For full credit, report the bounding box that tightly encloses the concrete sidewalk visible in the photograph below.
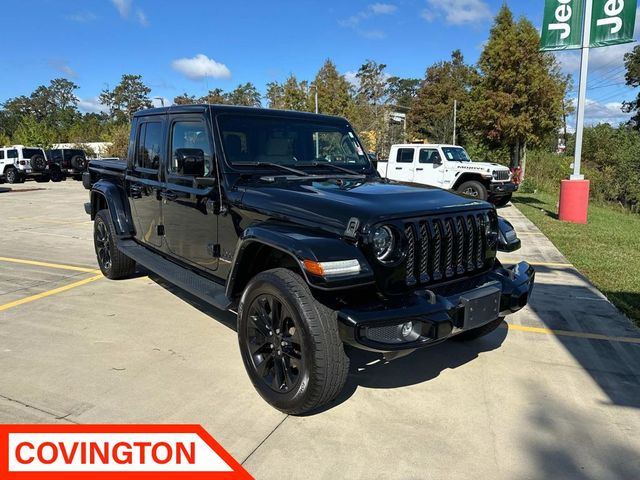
[0,183,639,479]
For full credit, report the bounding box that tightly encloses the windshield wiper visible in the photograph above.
[298,162,365,176]
[235,162,310,177]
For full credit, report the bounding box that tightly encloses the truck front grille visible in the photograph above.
[404,211,495,287]
[493,170,510,181]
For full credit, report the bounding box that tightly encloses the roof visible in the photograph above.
[134,104,348,124]
[392,144,463,148]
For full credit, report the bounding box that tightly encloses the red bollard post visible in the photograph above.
[558,179,590,224]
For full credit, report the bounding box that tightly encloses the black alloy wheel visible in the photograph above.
[245,293,304,393]
[95,217,112,272]
[457,180,488,201]
[5,168,19,184]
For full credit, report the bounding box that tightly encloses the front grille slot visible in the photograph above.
[404,211,492,287]
[493,170,510,181]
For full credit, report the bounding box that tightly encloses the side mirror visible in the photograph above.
[195,176,217,188]
[497,217,521,252]
[433,155,442,165]
[175,148,205,176]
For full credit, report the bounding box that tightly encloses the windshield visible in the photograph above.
[218,115,370,170]
[442,147,471,162]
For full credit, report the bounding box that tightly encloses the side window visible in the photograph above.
[396,148,415,164]
[0,150,4,160]
[7,149,18,159]
[135,122,162,170]
[419,148,440,164]
[170,120,212,177]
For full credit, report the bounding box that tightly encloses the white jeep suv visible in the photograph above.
[0,145,49,184]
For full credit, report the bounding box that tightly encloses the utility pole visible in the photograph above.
[452,99,458,145]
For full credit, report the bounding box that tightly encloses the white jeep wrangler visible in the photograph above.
[0,145,49,184]
[377,144,517,207]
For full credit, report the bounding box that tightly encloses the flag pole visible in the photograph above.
[571,0,593,180]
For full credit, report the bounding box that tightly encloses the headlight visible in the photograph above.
[373,226,395,262]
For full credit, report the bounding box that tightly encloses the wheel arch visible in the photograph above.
[90,181,135,237]
[226,223,374,300]
[452,173,490,191]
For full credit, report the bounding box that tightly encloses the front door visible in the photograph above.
[162,116,219,273]
[413,147,446,187]
[128,119,164,247]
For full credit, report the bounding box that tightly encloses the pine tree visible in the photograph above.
[311,59,354,117]
[466,5,567,172]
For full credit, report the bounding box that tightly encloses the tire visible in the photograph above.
[452,317,504,341]
[94,209,136,279]
[30,155,47,172]
[34,175,50,183]
[50,170,65,182]
[70,155,86,171]
[5,168,20,184]
[238,268,349,415]
[457,180,488,201]
[492,194,512,208]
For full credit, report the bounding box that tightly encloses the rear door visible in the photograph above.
[127,117,164,248]
[413,147,446,187]
[391,147,416,183]
[161,115,219,272]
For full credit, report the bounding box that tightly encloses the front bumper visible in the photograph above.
[338,261,534,352]
[489,182,518,196]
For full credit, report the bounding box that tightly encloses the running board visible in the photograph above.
[117,239,231,311]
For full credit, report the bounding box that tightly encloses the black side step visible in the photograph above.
[117,239,231,311]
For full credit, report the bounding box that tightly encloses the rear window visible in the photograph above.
[7,150,17,159]
[396,148,415,164]
[21,148,42,158]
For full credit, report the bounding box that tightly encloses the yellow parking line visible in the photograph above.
[0,274,103,312]
[503,323,640,345]
[0,256,100,274]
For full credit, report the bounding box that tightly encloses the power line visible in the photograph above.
[587,81,628,91]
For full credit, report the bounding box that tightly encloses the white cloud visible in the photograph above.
[584,98,630,124]
[136,9,148,27]
[111,0,131,18]
[48,59,78,79]
[344,71,359,88]
[370,3,397,15]
[171,54,232,81]
[77,97,107,114]
[339,3,396,39]
[422,0,492,26]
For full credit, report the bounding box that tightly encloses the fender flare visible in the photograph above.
[90,180,135,236]
[226,222,375,298]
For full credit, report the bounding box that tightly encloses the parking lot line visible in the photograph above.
[501,259,574,268]
[503,323,640,345]
[0,274,103,313]
[0,256,100,274]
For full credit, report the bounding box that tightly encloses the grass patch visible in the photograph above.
[513,192,640,327]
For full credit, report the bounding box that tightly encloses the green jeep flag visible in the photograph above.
[541,0,585,50]
[590,0,638,47]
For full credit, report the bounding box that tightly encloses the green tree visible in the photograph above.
[104,123,131,158]
[311,59,354,117]
[354,60,389,155]
[466,5,567,172]
[100,74,152,123]
[173,93,197,105]
[266,75,310,111]
[225,83,262,107]
[386,77,420,109]
[13,116,56,149]
[200,88,227,104]
[623,45,640,128]
[408,50,477,144]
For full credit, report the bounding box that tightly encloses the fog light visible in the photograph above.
[401,322,414,338]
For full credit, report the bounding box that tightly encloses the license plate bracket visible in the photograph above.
[460,283,501,330]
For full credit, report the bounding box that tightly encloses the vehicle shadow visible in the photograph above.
[0,187,12,193]
[512,196,559,219]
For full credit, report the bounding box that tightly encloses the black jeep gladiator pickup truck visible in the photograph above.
[83,105,534,415]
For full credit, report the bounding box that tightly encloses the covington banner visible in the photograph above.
[0,424,252,479]
[541,0,637,51]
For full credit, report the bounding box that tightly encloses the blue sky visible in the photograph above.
[1,0,638,126]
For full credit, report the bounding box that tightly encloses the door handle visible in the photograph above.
[395,167,402,170]
[416,168,424,171]
[160,191,177,201]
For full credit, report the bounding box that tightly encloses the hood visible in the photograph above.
[449,161,510,173]
[239,177,489,234]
